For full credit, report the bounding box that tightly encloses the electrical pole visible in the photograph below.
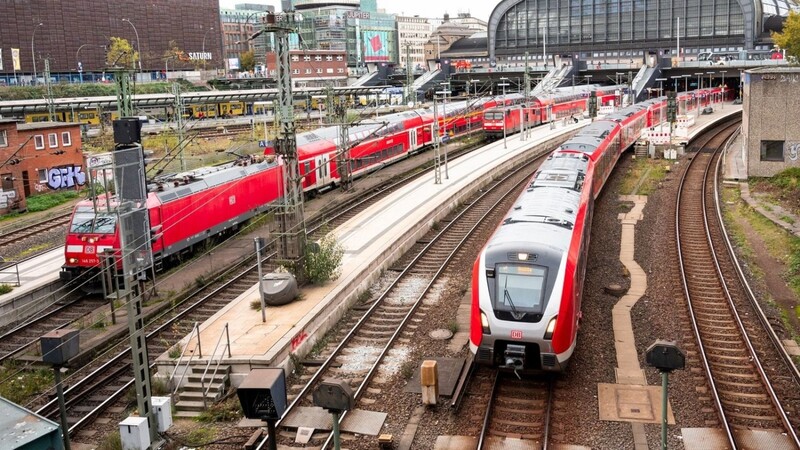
[115,69,133,118]
[262,10,307,278]
[432,95,442,184]
[335,100,352,191]
[44,59,56,122]
[325,84,336,125]
[172,83,186,171]
[522,51,530,141]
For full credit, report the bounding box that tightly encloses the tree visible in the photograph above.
[106,37,138,70]
[239,49,255,72]
[772,11,800,61]
[164,40,191,70]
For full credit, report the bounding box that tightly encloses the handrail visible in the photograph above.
[169,322,202,397]
[0,259,21,286]
[199,323,232,408]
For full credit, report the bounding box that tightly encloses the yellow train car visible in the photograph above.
[218,101,245,117]
[185,104,218,119]
[24,108,101,125]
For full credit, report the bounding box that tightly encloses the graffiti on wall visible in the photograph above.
[0,190,16,209]
[47,165,86,190]
[787,142,800,161]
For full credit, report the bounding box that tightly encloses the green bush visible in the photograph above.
[0,367,54,404]
[195,397,242,423]
[0,284,13,295]
[304,234,345,284]
[26,191,80,212]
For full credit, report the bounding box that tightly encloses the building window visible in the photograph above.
[326,68,334,73]
[38,168,47,183]
[314,55,322,61]
[61,132,72,147]
[336,55,343,61]
[305,69,312,74]
[338,68,344,73]
[317,68,322,74]
[34,135,44,150]
[326,55,333,61]
[303,55,311,61]
[48,133,58,148]
[761,140,784,161]
[0,130,7,147]
[292,55,299,61]
[293,69,300,74]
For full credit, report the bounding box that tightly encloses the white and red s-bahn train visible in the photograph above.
[469,88,720,372]
[61,95,510,280]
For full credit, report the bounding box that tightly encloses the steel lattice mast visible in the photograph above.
[262,10,307,278]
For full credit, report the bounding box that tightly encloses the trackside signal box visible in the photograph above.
[237,368,287,420]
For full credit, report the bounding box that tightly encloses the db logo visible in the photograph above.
[85,245,96,254]
[510,330,523,339]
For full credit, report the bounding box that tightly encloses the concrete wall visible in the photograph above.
[744,68,800,177]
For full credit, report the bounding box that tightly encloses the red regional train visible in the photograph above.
[469,89,719,373]
[483,85,626,138]
[61,95,512,280]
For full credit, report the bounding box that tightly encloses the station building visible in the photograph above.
[487,0,795,66]
[742,67,800,177]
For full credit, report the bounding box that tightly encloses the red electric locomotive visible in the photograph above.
[61,157,283,281]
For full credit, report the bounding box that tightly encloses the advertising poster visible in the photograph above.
[11,48,20,71]
[362,31,389,62]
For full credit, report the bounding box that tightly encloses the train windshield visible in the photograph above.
[70,209,118,234]
[495,264,547,315]
[484,112,503,120]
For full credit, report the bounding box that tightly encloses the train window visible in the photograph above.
[62,132,72,147]
[34,135,45,150]
[494,264,547,314]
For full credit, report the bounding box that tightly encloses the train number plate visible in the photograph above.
[510,330,523,339]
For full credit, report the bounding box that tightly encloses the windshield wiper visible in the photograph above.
[503,278,522,319]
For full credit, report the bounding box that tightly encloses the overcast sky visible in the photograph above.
[218,0,495,22]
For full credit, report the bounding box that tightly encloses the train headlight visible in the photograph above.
[88,237,96,244]
[480,312,491,335]
[544,317,557,340]
[68,258,78,264]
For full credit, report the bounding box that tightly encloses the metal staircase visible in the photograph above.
[173,365,231,418]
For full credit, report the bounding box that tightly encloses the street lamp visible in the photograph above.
[655,77,667,97]
[76,43,105,84]
[31,22,44,85]
[121,19,142,74]
[720,70,727,105]
[498,77,510,149]
[202,26,215,71]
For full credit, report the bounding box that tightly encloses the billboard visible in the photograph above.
[362,31,389,62]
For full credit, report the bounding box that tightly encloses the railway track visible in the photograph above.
[25,136,488,437]
[263,150,548,449]
[0,212,71,250]
[478,372,554,450]
[676,117,800,448]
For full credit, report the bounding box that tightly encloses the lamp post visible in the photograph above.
[76,43,104,84]
[202,26,215,71]
[682,74,690,113]
[720,70,727,106]
[31,22,44,85]
[694,72,704,115]
[499,77,510,149]
[121,19,142,74]
[655,77,666,97]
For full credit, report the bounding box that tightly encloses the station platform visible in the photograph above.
[155,119,588,385]
[0,248,65,328]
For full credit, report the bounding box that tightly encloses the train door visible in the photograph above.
[409,128,418,151]
[317,155,331,186]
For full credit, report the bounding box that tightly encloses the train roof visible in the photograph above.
[533,152,589,190]
[151,158,279,203]
[488,183,581,253]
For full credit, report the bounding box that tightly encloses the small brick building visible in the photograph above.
[0,119,85,212]
[265,50,348,87]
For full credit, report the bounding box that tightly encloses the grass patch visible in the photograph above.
[618,157,669,196]
[781,215,796,225]
[250,299,263,310]
[0,365,54,405]
[97,432,123,450]
[195,397,241,423]
[14,243,53,260]
[447,320,460,334]
[26,191,81,212]
[185,427,217,446]
[0,284,13,295]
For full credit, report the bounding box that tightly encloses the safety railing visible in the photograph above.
[169,322,202,397]
[0,259,21,286]
[199,323,232,408]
